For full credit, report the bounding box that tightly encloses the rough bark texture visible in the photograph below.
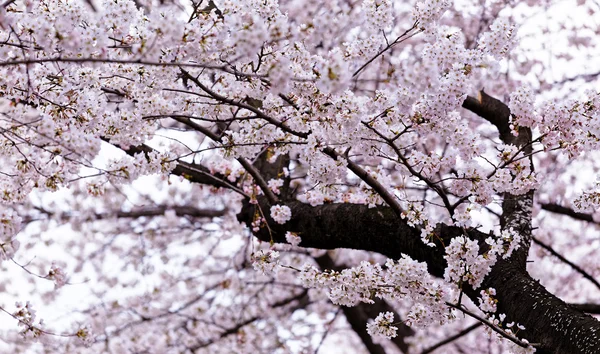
[237,199,600,353]
[236,110,600,353]
[238,200,449,275]
[480,260,600,354]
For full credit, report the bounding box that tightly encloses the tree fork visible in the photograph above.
[239,198,600,353]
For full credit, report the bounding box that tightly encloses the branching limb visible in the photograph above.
[24,204,225,224]
[0,57,265,78]
[421,322,482,354]
[446,302,536,349]
[532,237,600,291]
[322,147,404,216]
[112,139,248,196]
[353,22,420,78]
[462,92,512,143]
[178,68,309,139]
[360,121,454,215]
[540,203,597,223]
[170,115,279,204]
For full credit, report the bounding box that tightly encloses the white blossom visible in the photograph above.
[366,312,398,339]
[270,205,292,224]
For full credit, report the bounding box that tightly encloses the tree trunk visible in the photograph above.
[238,199,600,353]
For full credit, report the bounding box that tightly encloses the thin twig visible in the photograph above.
[0,57,265,78]
[353,22,420,78]
[178,68,309,139]
[421,322,482,354]
[446,302,536,349]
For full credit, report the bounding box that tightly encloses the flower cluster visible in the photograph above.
[270,205,292,224]
[298,256,452,328]
[285,231,302,247]
[412,0,452,28]
[509,85,538,129]
[267,178,284,195]
[445,227,524,291]
[444,236,498,289]
[366,312,397,339]
[362,0,394,31]
[478,17,518,59]
[47,262,68,289]
[208,159,246,183]
[299,261,384,306]
[574,180,600,212]
[251,250,280,276]
[13,302,43,340]
[478,288,498,313]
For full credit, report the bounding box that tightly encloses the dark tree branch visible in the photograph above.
[462,91,512,143]
[540,203,596,223]
[479,258,600,354]
[0,57,265,79]
[532,237,600,291]
[463,92,535,267]
[170,116,279,204]
[178,68,309,139]
[499,191,535,268]
[352,22,420,78]
[237,198,600,353]
[323,147,404,216]
[569,303,600,314]
[360,121,454,214]
[25,205,225,224]
[341,301,394,354]
[1,0,16,8]
[446,302,533,348]
[113,205,225,219]
[240,200,453,276]
[461,90,533,156]
[111,140,247,195]
[551,70,600,86]
[421,322,482,354]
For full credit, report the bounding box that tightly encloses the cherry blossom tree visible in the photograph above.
[0,0,599,353]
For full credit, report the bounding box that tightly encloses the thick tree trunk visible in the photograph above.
[480,260,600,354]
[238,199,600,353]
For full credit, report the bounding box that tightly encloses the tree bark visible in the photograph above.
[238,199,600,353]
